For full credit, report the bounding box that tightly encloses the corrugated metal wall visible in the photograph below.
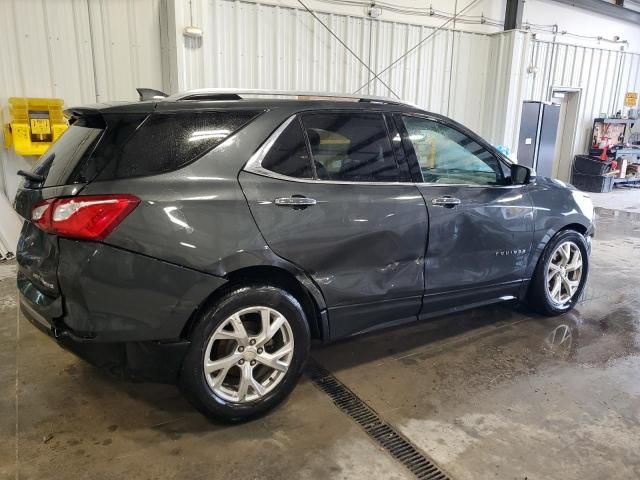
[180,0,495,135]
[1,0,638,256]
[178,0,541,152]
[482,30,531,152]
[0,0,165,255]
[0,0,165,111]
[87,0,166,102]
[179,0,640,157]
[524,40,640,154]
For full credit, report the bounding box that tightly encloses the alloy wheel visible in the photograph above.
[203,306,294,403]
[546,241,583,305]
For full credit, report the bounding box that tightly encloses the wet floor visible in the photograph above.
[1,206,639,479]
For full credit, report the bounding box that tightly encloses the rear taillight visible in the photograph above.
[31,194,140,241]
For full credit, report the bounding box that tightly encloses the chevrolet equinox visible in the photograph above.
[15,89,594,421]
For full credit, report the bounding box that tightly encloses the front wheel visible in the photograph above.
[527,230,589,316]
[180,285,310,422]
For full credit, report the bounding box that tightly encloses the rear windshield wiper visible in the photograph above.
[17,170,45,183]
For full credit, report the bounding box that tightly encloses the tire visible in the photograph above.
[527,229,589,316]
[179,285,310,422]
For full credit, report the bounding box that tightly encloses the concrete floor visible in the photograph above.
[590,188,640,214]
[2,206,640,480]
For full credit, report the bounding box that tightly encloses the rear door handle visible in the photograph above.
[431,196,461,208]
[274,196,317,208]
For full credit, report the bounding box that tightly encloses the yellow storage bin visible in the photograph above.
[3,97,68,156]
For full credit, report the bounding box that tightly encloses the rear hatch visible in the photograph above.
[15,103,260,324]
[14,109,146,319]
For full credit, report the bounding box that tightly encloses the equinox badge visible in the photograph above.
[495,249,527,256]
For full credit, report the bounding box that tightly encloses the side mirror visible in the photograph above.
[510,164,535,185]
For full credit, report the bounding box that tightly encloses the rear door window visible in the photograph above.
[261,119,313,178]
[98,110,261,180]
[301,112,400,182]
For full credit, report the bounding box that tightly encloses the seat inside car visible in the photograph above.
[306,129,332,180]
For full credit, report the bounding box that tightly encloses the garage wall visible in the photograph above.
[174,0,534,153]
[0,0,165,114]
[175,0,503,135]
[523,40,640,155]
[2,0,639,255]
[173,0,638,156]
[0,0,165,255]
[482,30,532,154]
[240,0,508,34]
[209,0,640,50]
[523,0,640,50]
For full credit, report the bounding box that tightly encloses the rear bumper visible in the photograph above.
[17,239,228,342]
[20,295,189,383]
[17,240,228,383]
[55,239,228,342]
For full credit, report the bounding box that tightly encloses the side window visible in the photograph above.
[261,119,313,178]
[402,116,504,186]
[301,113,399,182]
[98,110,260,179]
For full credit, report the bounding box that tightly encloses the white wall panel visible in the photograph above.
[178,0,494,136]
[0,0,97,256]
[482,30,532,154]
[88,0,165,102]
[523,0,640,50]
[2,0,638,256]
[0,0,164,254]
[523,40,640,156]
[234,0,506,35]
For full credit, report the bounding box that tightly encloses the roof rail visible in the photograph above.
[165,88,417,107]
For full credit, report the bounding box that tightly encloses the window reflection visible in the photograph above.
[188,129,232,142]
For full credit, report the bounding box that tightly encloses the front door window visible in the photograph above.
[402,116,505,186]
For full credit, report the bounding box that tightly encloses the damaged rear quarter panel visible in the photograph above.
[57,239,227,341]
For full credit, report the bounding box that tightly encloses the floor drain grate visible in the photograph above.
[306,359,451,480]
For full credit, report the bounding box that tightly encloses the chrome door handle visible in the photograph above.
[274,196,317,207]
[431,196,461,208]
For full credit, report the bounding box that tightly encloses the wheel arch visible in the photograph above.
[180,265,327,342]
[524,224,590,315]
[524,221,590,283]
[559,222,588,235]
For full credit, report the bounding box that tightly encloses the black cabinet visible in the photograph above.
[517,101,560,178]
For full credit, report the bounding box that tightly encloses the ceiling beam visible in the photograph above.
[551,0,640,24]
[504,0,525,30]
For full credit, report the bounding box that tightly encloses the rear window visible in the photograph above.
[261,119,313,178]
[301,113,399,182]
[71,114,148,184]
[36,116,105,187]
[97,110,260,180]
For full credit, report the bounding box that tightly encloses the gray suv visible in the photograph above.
[15,90,594,421]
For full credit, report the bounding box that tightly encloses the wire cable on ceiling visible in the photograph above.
[353,0,485,94]
[307,0,629,46]
[522,23,629,46]
[297,0,402,98]
[312,0,504,26]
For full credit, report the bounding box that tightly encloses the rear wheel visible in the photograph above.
[527,230,589,316]
[180,285,310,422]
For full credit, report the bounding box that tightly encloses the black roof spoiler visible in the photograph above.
[137,88,168,101]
